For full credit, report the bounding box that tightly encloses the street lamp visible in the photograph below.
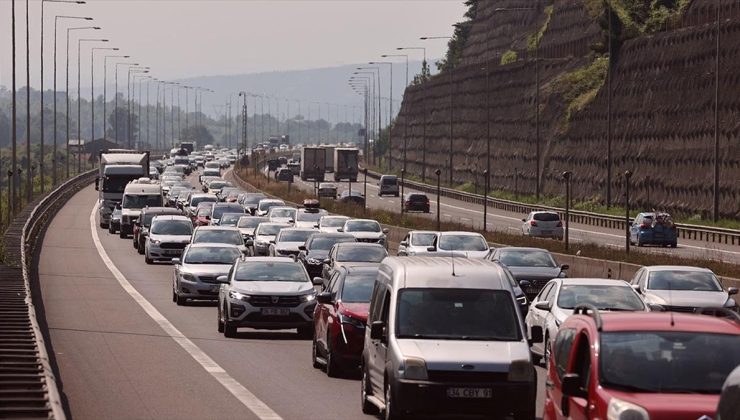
[369,61,394,171]
[114,62,138,143]
[357,66,381,166]
[400,168,405,213]
[363,168,368,214]
[435,169,442,231]
[483,169,489,232]
[103,55,130,140]
[77,38,108,171]
[397,47,427,180]
[127,67,150,148]
[561,171,572,251]
[624,170,633,254]
[91,47,118,143]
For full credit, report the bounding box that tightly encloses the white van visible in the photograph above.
[118,182,165,238]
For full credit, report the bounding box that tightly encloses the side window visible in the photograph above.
[553,328,576,380]
[330,273,342,296]
[368,282,384,322]
[380,290,392,323]
[537,283,554,302]
[543,282,558,302]
[630,269,643,285]
[402,234,409,244]
[638,272,647,290]
[570,334,592,393]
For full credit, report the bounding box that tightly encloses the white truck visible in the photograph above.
[334,148,359,182]
[323,145,335,173]
[95,149,150,228]
[300,147,326,182]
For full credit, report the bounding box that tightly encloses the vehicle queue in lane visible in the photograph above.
[99,146,739,420]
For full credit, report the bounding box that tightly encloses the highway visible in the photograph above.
[38,178,547,419]
[270,169,740,265]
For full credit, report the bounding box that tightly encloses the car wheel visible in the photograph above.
[513,406,536,420]
[100,221,107,228]
[108,224,115,234]
[361,366,377,415]
[132,237,138,249]
[172,288,177,303]
[311,333,322,369]
[223,314,238,338]
[137,242,144,255]
[217,304,225,333]
[119,229,126,239]
[384,381,405,420]
[175,293,187,306]
[325,332,342,378]
[671,242,677,248]
[145,256,153,265]
[637,238,644,247]
[544,335,552,370]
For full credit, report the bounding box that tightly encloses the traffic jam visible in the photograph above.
[95,144,740,420]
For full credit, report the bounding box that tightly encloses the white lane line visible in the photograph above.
[88,204,282,420]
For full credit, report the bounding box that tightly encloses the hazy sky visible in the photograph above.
[0,0,467,89]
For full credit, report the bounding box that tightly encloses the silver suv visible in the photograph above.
[378,175,399,197]
[360,257,539,419]
[144,215,193,264]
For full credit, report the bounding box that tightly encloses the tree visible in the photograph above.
[106,107,138,145]
[436,0,478,72]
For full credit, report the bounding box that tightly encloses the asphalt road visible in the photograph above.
[37,177,547,419]
[274,169,740,265]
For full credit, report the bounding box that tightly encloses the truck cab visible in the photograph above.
[96,150,150,228]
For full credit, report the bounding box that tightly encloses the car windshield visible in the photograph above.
[150,220,192,235]
[296,211,325,222]
[396,288,521,341]
[439,235,488,251]
[244,195,266,205]
[278,230,314,243]
[259,201,284,211]
[237,217,266,228]
[533,212,560,222]
[197,208,211,217]
[256,224,285,236]
[270,208,296,218]
[212,205,243,220]
[381,177,397,185]
[192,230,242,245]
[337,246,387,262]
[648,271,722,291]
[600,332,740,394]
[235,262,307,282]
[309,236,354,250]
[410,233,437,246]
[184,247,241,264]
[340,274,376,303]
[209,181,230,189]
[321,217,348,227]
[143,212,174,227]
[499,250,557,267]
[345,221,380,232]
[219,213,243,226]
[557,285,645,311]
[122,194,163,209]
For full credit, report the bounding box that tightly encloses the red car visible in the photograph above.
[545,305,740,420]
[312,265,378,377]
[192,202,215,226]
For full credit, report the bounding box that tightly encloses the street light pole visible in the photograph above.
[713,0,721,221]
[562,171,572,251]
[92,47,118,145]
[383,53,409,173]
[370,61,394,171]
[103,55,129,141]
[435,169,441,231]
[78,38,108,171]
[397,47,426,180]
[624,170,632,254]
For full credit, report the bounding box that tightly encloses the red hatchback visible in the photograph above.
[312,265,377,377]
[545,306,740,420]
[192,202,215,226]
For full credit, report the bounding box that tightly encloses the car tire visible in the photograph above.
[544,335,552,370]
[671,242,677,248]
[100,221,107,228]
[217,305,225,333]
[108,224,115,234]
[175,293,187,306]
[637,238,644,247]
[137,242,144,255]
[132,237,138,249]
[172,288,177,302]
[361,366,377,415]
[325,332,342,378]
[513,406,536,420]
[119,230,126,239]
[312,334,322,369]
[145,256,153,265]
[223,316,238,338]
[384,381,405,420]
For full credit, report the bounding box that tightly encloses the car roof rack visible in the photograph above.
[573,303,603,331]
[696,307,740,323]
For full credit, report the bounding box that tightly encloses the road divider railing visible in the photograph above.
[361,168,740,246]
[0,169,96,419]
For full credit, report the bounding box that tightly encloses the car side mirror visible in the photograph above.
[399,240,408,247]
[298,245,306,251]
[529,326,543,344]
[426,246,436,252]
[370,321,385,341]
[560,264,569,271]
[647,303,665,312]
[314,224,319,228]
[631,284,642,294]
[312,277,324,286]
[382,228,389,234]
[115,204,122,210]
[562,373,587,398]
[336,228,343,232]
[316,292,332,304]
[245,239,254,247]
[216,275,228,283]
[323,258,331,264]
[518,280,531,289]
[534,301,551,311]
[171,258,180,265]
[728,287,738,296]
[205,215,211,220]
[521,218,526,222]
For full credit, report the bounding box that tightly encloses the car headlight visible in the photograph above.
[507,360,534,382]
[339,314,365,329]
[150,239,161,245]
[228,290,251,302]
[307,258,322,265]
[180,273,196,282]
[300,291,317,302]
[401,357,428,380]
[607,397,649,420]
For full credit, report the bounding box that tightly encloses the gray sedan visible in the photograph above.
[172,244,243,305]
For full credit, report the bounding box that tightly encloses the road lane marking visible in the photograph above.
[88,204,282,420]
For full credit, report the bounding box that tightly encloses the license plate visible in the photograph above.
[261,308,289,316]
[446,388,492,399]
[165,250,181,255]
[540,230,552,235]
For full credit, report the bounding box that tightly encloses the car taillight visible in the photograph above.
[640,223,651,229]
[556,221,562,227]
[405,201,411,205]
[530,220,538,226]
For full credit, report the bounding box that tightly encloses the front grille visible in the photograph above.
[249,295,302,307]
[665,305,696,313]
[244,313,306,323]
[198,275,218,283]
[276,250,299,257]
[427,371,509,384]
[357,238,379,243]
[198,290,219,296]
[160,242,187,250]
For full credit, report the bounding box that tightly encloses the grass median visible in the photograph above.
[231,165,740,279]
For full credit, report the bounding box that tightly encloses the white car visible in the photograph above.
[191,226,248,255]
[293,208,327,229]
[172,243,242,305]
[432,231,491,259]
[145,215,193,264]
[269,228,315,257]
[217,257,321,338]
[316,215,350,233]
[521,211,564,240]
[525,278,648,366]
[267,206,297,224]
[339,219,388,248]
[250,222,291,256]
[256,199,286,216]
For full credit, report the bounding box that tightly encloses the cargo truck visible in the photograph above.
[95,149,150,228]
[300,147,326,182]
[334,148,359,182]
[323,145,335,173]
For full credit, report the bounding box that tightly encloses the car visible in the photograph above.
[191,226,248,255]
[223,189,243,204]
[240,193,268,215]
[218,212,245,228]
[360,257,539,419]
[266,206,297,224]
[431,231,491,259]
[403,193,430,213]
[544,308,740,420]
[297,233,356,280]
[217,257,321,338]
[316,215,350,233]
[397,230,438,256]
[256,199,286,216]
[172,244,243,305]
[108,206,122,234]
[488,247,569,300]
[268,228,316,257]
[378,174,399,196]
[313,265,379,377]
[339,219,387,247]
[193,207,213,227]
[119,182,165,238]
[250,222,291,256]
[629,211,678,247]
[337,190,365,206]
[321,242,387,282]
[206,180,233,195]
[187,193,218,217]
[133,207,184,254]
[718,364,740,420]
[275,168,294,182]
[200,168,221,182]
[629,265,738,312]
[167,187,188,207]
[288,161,301,175]
[293,208,327,229]
[144,215,194,264]
[526,278,648,367]
[236,216,267,241]
[317,183,338,199]
[209,203,245,226]
[217,187,241,202]
[521,211,563,240]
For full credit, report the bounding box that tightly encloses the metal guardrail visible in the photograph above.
[0,169,96,419]
[362,169,740,246]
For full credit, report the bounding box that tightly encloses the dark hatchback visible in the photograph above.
[488,247,568,300]
[403,193,430,213]
[297,233,356,279]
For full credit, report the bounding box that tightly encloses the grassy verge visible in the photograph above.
[233,165,740,279]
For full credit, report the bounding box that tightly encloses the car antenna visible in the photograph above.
[668,278,675,327]
[451,251,457,277]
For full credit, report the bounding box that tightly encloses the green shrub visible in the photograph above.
[500,50,518,65]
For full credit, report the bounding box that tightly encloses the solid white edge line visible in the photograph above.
[88,203,282,420]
